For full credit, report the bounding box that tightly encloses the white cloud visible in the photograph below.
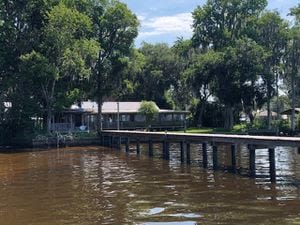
[138,12,193,38]
[137,15,146,22]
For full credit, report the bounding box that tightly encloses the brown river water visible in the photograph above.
[0,144,299,225]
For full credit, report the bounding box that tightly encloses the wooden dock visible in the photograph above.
[100,130,300,182]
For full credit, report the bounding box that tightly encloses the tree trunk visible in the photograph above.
[47,108,52,133]
[198,102,206,128]
[224,105,234,130]
[291,71,295,132]
[245,106,254,124]
[276,70,279,120]
[267,85,272,130]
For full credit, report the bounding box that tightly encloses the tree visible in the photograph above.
[285,5,300,131]
[192,0,267,129]
[21,2,99,132]
[0,0,54,142]
[254,11,289,129]
[184,50,223,127]
[235,38,266,124]
[117,49,146,101]
[134,43,180,108]
[138,101,159,129]
[170,38,195,111]
[192,0,267,50]
[90,1,139,132]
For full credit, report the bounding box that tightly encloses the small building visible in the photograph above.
[280,108,300,116]
[255,110,279,119]
[51,101,189,132]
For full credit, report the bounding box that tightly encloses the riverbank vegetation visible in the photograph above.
[0,0,299,145]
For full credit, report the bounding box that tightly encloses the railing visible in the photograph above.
[50,123,74,132]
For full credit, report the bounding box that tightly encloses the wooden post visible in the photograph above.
[103,136,107,147]
[136,139,140,155]
[166,142,170,160]
[117,137,121,150]
[149,140,153,157]
[180,141,184,163]
[213,145,218,170]
[269,148,276,182]
[249,145,256,178]
[231,144,237,173]
[186,143,191,164]
[202,142,208,168]
[162,140,167,159]
[114,136,117,149]
[101,134,104,146]
[163,140,170,160]
[126,137,130,153]
[109,136,113,148]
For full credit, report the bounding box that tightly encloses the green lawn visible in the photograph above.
[180,124,248,135]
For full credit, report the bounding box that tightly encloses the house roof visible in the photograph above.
[255,110,278,117]
[70,101,188,114]
[102,102,152,113]
[280,108,300,115]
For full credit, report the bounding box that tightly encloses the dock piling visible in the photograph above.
[180,141,185,163]
[249,145,256,178]
[269,148,276,182]
[202,143,208,168]
[136,139,140,154]
[231,144,237,173]
[126,137,130,153]
[186,143,191,164]
[213,145,218,170]
[149,140,153,157]
[163,140,170,160]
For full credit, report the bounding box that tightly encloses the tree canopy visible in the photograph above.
[0,0,300,144]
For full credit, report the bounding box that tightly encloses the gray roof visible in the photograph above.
[255,110,278,117]
[70,101,188,114]
[280,108,300,115]
[102,102,154,113]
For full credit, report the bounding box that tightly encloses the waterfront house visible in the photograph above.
[50,101,188,132]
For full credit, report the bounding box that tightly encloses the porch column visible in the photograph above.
[70,114,73,131]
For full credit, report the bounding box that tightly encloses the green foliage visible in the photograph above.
[138,101,159,123]
[1,0,300,144]
[192,0,267,49]
[87,1,139,132]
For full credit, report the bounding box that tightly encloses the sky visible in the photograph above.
[120,0,299,47]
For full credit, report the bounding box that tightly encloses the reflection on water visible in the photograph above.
[0,144,299,225]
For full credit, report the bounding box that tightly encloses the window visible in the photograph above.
[161,114,173,121]
[121,114,130,122]
[135,114,146,122]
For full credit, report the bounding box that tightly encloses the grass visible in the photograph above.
[179,124,248,135]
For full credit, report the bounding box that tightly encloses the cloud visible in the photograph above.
[138,12,193,38]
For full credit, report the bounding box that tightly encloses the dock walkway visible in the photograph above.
[100,130,300,182]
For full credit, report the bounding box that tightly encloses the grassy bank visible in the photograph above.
[182,124,248,135]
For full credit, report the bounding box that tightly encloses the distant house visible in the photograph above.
[280,108,300,116]
[255,110,279,119]
[51,101,189,132]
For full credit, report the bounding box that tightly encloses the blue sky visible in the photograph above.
[120,0,299,47]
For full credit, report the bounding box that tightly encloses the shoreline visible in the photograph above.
[0,136,102,153]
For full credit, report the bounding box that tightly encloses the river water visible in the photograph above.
[0,144,299,225]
